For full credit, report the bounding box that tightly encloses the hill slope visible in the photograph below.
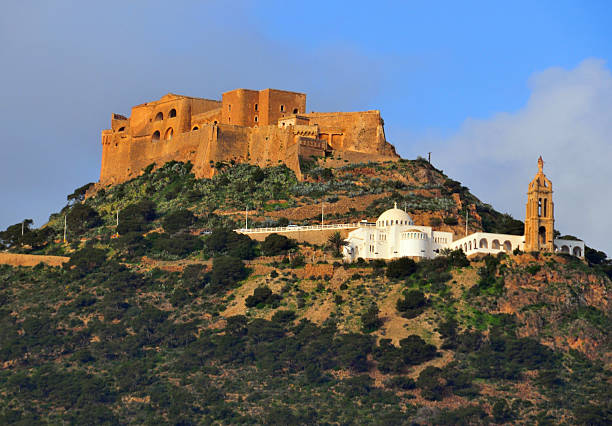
[0,160,610,424]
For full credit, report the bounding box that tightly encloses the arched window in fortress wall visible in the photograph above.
[169,109,177,118]
[192,126,199,131]
[155,112,163,121]
[165,128,173,140]
[152,130,160,141]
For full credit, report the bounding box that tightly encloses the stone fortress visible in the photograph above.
[100,88,398,185]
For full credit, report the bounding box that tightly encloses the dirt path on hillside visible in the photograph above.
[0,252,69,267]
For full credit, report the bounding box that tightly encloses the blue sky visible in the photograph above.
[1,1,611,252]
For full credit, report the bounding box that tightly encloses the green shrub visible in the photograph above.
[111,231,151,258]
[205,228,257,260]
[386,257,417,279]
[245,286,281,308]
[66,182,95,204]
[428,217,442,227]
[443,216,458,226]
[162,209,197,234]
[396,289,427,318]
[149,233,203,257]
[66,204,102,236]
[385,376,416,390]
[261,233,296,256]
[400,335,437,365]
[117,200,156,234]
[65,247,108,273]
[271,310,296,324]
[417,366,444,400]
[361,304,383,333]
[208,256,249,293]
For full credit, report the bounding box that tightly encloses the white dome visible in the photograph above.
[377,203,413,226]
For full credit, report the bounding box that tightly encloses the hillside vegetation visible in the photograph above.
[0,160,611,424]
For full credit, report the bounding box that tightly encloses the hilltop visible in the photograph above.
[0,159,610,424]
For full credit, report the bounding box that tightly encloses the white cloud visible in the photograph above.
[416,59,612,254]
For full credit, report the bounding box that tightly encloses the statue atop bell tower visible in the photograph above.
[524,156,554,252]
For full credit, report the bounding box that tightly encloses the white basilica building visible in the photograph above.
[343,158,584,262]
[342,203,454,260]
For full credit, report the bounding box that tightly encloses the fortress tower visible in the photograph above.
[524,156,555,252]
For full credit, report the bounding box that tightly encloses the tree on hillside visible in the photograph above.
[162,209,197,234]
[361,304,383,333]
[117,200,156,234]
[386,257,417,279]
[327,232,347,258]
[65,247,108,273]
[67,204,102,236]
[261,233,295,256]
[66,182,95,205]
[585,246,607,265]
[205,228,257,260]
[0,219,33,248]
[208,256,249,293]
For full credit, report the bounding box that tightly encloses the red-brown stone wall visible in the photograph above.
[305,110,397,157]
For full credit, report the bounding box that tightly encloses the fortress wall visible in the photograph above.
[297,137,327,160]
[111,116,129,131]
[191,109,221,127]
[130,97,205,138]
[248,126,294,168]
[215,125,250,158]
[248,126,305,178]
[305,111,397,157]
[284,139,302,180]
[100,132,134,184]
[100,128,211,184]
[190,98,222,115]
[191,126,217,178]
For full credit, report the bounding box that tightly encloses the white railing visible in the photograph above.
[235,222,375,234]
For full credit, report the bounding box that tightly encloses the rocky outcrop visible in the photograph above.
[495,254,611,363]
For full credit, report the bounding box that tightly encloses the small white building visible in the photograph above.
[343,203,453,261]
[449,232,584,258]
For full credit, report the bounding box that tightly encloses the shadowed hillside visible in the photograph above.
[0,160,610,424]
